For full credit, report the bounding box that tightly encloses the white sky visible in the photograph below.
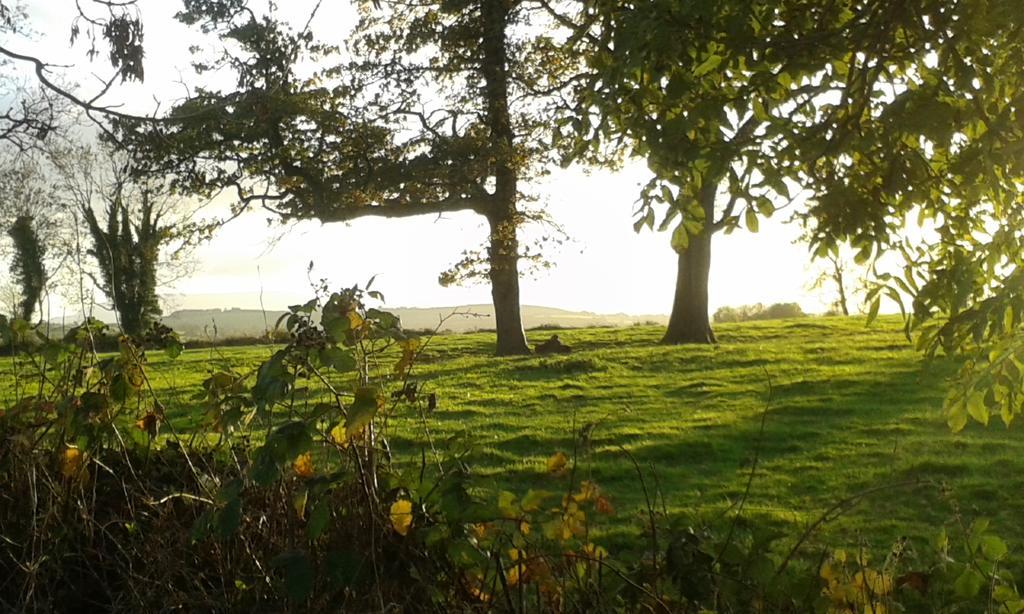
[5,1,846,317]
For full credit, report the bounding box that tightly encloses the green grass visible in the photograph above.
[11,315,1024,561]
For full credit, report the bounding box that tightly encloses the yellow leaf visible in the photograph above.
[61,447,86,479]
[966,391,989,426]
[394,338,421,376]
[506,564,521,587]
[820,562,836,582]
[292,452,314,479]
[582,543,608,560]
[506,548,526,586]
[468,585,491,603]
[521,489,552,512]
[347,310,365,331]
[329,422,350,446]
[546,451,569,474]
[469,523,490,540]
[576,480,599,502]
[390,499,413,536]
[563,505,587,539]
[543,518,564,541]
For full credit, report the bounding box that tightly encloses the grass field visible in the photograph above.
[14,315,1024,562]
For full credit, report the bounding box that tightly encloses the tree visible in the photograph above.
[564,1,841,343]
[82,186,165,338]
[0,157,66,321]
[813,252,852,317]
[50,144,206,338]
[574,1,1024,425]
[785,1,1024,429]
[117,0,582,355]
[798,228,867,317]
[6,214,45,321]
[569,1,1023,347]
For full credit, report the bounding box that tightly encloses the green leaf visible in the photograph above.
[671,223,690,252]
[271,550,314,602]
[521,489,553,512]
[660,185,674,204]
[326,550,361,589]
[319,347,356,372]
[980,534,1008,560]
[953,568,986,599]
[498,490,518,518]
[693,54,723,77]
[251,447,281,486]
[967,392,989,426]
[641,207,655,231]
[367,308,401,330]
[322,310,352,343]
[215,498,243,539]
[80,391,110,415]
[854,243,873,265]
[253,351,291,415]
[752,97,769,122]
[755,197,775,216]
[745,208,759,233]
[947,400,969,432]
[308,500,331,540]
[345,387,381,436]
[268,421,313,463]
[971,518,991,534]
[164,340,184,360]
[866,298,881,325]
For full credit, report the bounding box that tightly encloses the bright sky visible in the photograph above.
[5,1,845,317]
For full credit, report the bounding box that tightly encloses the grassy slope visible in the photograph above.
[17,315,1024,559]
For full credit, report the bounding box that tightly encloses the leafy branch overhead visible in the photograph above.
[119,1,568,224]
[117,0,594,355]
[567,0,1024,404]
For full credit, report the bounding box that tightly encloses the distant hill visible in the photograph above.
[159,305,668,340]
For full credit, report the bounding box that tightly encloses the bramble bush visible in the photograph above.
[1,283,1021,612]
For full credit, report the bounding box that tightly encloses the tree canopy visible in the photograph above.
[117,0,586,355]
[571,0,1024,424]
[569,1,1024,349]
[6,214,45,321]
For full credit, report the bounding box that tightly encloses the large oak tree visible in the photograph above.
[118,0,582,355]
[572,0,1024,428]
[568,0,1024,356]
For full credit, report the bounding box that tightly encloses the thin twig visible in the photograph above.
[774,478,927,578]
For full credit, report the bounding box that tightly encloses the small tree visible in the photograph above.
[49,143,207,339]
[83,185,165,338]
[808,252,858,317]
[0,157,66,321]
[7,214,45,321]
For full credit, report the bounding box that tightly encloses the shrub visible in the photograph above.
[714,302,807,323]
[0,284,1018,612]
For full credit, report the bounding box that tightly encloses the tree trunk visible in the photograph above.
[663,178,720,345]
[487,210,530,355]
[480,0,530,356]
[832,257,850,316]
[663,225,716,344]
